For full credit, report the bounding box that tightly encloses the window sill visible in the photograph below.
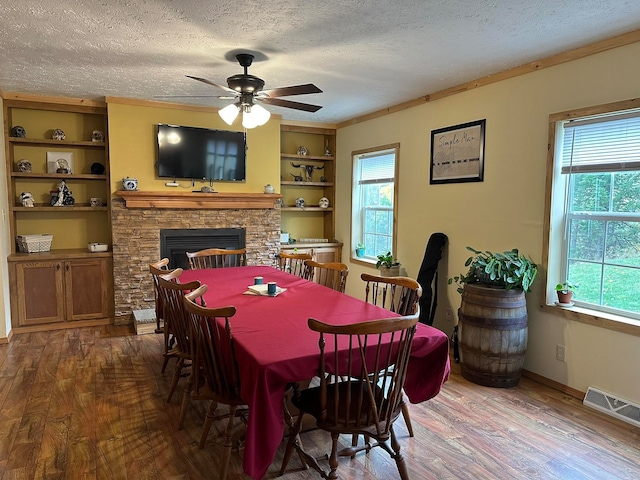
[540,302,640,337]
[351,257,377,267]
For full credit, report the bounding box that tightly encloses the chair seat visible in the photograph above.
[293,382,401,436]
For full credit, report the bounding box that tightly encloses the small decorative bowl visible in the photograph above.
[88,243,108,252]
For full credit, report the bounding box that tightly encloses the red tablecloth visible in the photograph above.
[179,266,450,479]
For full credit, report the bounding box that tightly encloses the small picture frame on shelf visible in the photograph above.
[47,152,74,174]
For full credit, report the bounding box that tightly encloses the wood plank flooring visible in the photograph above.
[0,325,638,479]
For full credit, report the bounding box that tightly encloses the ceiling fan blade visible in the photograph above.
[260,97,322,112]
[261,83,322,97]
[185,75,238,94]
[153,95,221,98]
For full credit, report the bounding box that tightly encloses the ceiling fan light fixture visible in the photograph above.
[241,103,271,129]
[219,102,240,125]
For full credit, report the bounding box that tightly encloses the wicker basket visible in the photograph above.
[16,234,53,253]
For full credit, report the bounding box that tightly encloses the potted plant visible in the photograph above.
[376,251,400,276]
[448,246,538,388]
[355,242,365,258]
[555,281,578,305]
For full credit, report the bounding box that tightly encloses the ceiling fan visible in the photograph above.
[184,53,323,128]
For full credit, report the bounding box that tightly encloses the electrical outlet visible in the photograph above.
[556,344,566,363]
[445,308,454,323]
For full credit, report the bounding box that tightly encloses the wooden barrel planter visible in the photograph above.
[458,283,528,388]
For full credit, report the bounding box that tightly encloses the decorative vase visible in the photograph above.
[557,291,573,304]
[458,283,528,388]
[264,184,274,194]
[355,247,365,258]
[379,265,400,277]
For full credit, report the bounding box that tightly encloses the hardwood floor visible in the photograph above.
[0,325,638,480]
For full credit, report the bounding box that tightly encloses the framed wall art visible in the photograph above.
[47,151,74,174]
[430,119,485,184]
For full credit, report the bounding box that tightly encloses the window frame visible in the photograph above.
[351,143,400,265]
[544,99,640,337]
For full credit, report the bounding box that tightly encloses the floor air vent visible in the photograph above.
[583,386,640,428]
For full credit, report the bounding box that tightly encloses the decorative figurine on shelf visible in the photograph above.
[91,130,105,142]
[291,162,324,182]
[295,197,305,208]
[20,192,34,207]
[52,129,66,140]
[122,177,138,191]
[10,125,26,138]
[264,184,275,194]
[52,180,75,206]
[319,197,330,208]
[320,176,327,183]
[90,162,105,175]
[16,159,32,173]
[55,157,71,174]
[324,138,331,156]
[297,145,308,156]
[291,172,303,182]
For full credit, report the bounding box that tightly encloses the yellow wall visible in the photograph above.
[106,100,281,195]
[336,41,640,402]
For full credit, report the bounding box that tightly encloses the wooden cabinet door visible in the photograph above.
[64,258,109,321]
[15,261,65,326]
[314,246,342,264]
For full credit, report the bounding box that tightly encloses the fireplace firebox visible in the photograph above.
[160,228,246,270]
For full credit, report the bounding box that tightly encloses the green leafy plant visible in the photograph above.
[376,251,400,269]
[356,242,364,249]
[448,246,538,294]
[555,281,579,294]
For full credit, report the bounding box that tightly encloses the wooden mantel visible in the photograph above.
[115,191,283,209]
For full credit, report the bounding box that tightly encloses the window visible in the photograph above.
[548,104,640,320]
[351,144,399,262]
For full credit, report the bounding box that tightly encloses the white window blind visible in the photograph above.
[562,111,640,173]
[358,151,395,184]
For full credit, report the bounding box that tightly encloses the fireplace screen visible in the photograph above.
[160,228,246,270]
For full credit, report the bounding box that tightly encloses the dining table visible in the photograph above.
[179,265,450,480]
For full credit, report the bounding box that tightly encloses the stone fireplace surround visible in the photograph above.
[111,193,281,325]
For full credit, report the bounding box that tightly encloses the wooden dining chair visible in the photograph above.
[360,272,422,438]
[276,251,313,277]
[303,260,349,293]
[280,315,420,480]
[183,286,247,479]
[153,267,185,374]
[156,275,203,404]
[149,258,170,332]
[186,247,247,269]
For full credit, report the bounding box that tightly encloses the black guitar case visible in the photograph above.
[416,233,448,326]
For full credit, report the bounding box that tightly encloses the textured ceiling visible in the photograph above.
[1,1,639,124]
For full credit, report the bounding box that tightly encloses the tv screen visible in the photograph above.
[156,124,246,181]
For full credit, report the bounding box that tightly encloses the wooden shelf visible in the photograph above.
[281,207,334,212]
[12,204,108,212]
[281,181,334,187]
[280,153,334,161]
[116,191,283,210]
[11,172,108,180]
[9,137,106,148]
[8,248,112,261]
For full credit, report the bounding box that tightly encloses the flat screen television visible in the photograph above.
[156,124,246,181]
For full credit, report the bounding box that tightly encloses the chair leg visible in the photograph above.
[161,354,171,374]
[390,426,409,480]
[400,397,414,437]
[167,358,184,403]
[280,410,305,474]
[220,405,237,480]
[328,432,340,480]
[178,373,193,429]
[199,400,218,449]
